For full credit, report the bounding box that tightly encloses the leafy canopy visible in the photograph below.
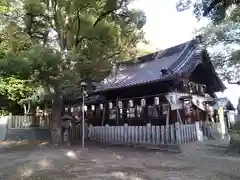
[176,0,240,24]
[0,0,147,135]
[177,0,240,82]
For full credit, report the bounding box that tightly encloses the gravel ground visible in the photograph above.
[0,142,240,180]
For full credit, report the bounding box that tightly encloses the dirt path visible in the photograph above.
[0,142,240,180]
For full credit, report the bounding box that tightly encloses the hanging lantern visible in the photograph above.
[129,100,133,107]
[141,99,146,107]
[84,105,87,112]
[91,105,95,111]
[154,97,160,105]
[189,83,193,93]
[118,101,123,108]
[195,84,198,92]
[183,101,191,116]
[202,85,206,93]
[169,94,174,104]
[109,102,113,109]
[70,107,74,113]
[64,107,68,112]
[99,103,103,110]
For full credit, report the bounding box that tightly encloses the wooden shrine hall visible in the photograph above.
[68,38,226,127]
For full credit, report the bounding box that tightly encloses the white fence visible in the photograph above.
[199,121,222,138]
[88,122,201,145]
[69,124,88,142]
[7,115,50,129]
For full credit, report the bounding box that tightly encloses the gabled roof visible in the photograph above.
[96,39,225,92]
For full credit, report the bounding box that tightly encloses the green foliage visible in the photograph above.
[176,0,240,81]
[176,0,240,24]
[0,0,147,130]
[0,77,43,107]
[192,5,240,81]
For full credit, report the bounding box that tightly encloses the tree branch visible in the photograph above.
[93,0,125,27]
[203,0,221,17]
[75,9,81,46]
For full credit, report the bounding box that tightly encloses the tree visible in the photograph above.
[0,0,147,144]
[176,0,240,23]
[176,0,240,81]
[177,0,240,153]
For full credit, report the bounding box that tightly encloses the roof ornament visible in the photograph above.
[195,35,203,44]
[160,68,174,76]
[160,68,168,76]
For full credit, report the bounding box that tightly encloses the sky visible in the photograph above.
[130,0,240,107]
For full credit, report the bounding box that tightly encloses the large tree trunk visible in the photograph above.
[50,88,63,145]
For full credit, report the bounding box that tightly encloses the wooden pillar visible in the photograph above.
[116,98,119,126]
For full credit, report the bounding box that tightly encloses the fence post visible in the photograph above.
[147,123,151,144]
[170,124,175,144]
[7,113,13,129]
[175,122,181,144]
[156,126,160,145]
[88,124,93,140]
[120,125,124,142]
[135,126,139,144]
[151,125,156,144]
[195,121,203,142]
[105,124,109,141]
[139,126,143,143]
[165,124,169,144]
[124,124,128,144]
[161,125,165,144]
[131,126,134,143]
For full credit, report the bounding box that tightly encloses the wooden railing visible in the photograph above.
[7,115,50,129]
[88,122,200,145]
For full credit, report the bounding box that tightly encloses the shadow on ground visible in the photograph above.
[0,141,239,179]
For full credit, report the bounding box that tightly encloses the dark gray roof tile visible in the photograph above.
[95,39,223,92]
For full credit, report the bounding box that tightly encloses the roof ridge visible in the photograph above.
[117,40,195,66]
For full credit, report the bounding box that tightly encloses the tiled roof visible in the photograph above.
[96,39,223,92]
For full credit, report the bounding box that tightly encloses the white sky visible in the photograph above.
[130,0,240,107]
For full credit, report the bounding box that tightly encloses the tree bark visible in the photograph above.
[50,87,63,145]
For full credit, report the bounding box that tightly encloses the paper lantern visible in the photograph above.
[84,106,87,112]
[154,97,159,105]
[109,102,113,109]
[129,100,133,107]
[99,103,103,110]
[64,107,68,112]
[202,85,206,93]
[141,99,146,107]
[91,105,95,111]
[118,101,123,108]
[169,95,174,104]
[70,107,74,113]
[183,101,191,116]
